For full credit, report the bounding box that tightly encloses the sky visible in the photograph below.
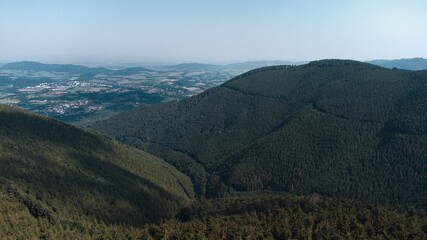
[0,0,426,65]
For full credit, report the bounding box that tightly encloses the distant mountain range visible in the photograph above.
[2,58,426,73]
[93,59,427,209]
[0,60,308,74]
[0,58,427,75]
[366,57,427,70]
[0,61,112,74]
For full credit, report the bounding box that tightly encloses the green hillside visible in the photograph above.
[92,60,427,209]
[0,104,194,238]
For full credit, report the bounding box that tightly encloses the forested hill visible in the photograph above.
[0,61,112,74]
[0,104,194,238]
[92,60,427,210]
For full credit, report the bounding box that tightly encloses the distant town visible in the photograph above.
[0,62,244,124]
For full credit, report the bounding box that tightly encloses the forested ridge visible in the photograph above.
[2,59,427,238]
[0,104,194,238]
[93,60,427,210]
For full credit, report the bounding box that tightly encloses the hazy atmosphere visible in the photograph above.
[1,0,426,64]
[1,0,427,239]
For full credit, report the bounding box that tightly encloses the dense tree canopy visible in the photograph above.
[93,60,427,210]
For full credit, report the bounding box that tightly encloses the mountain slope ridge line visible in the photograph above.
[224,85,383,124]
[310,102,383,124]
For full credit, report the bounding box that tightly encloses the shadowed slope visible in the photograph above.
[0,104,194,238]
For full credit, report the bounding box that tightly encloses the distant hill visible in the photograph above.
[155,61,306,72]
[112,67,157,75]
[164,63,226,71]
[92,60,427,210]
[0,105,194,238]
[367,57,427,70]
[0,61,112,74]
[226,60,307,70]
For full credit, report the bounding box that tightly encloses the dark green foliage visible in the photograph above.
[0,104,194,238]
[4,190,423,239]
[92,60,427,209]
[144,194,427,239]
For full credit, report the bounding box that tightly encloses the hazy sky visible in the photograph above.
[1,0,426,64]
